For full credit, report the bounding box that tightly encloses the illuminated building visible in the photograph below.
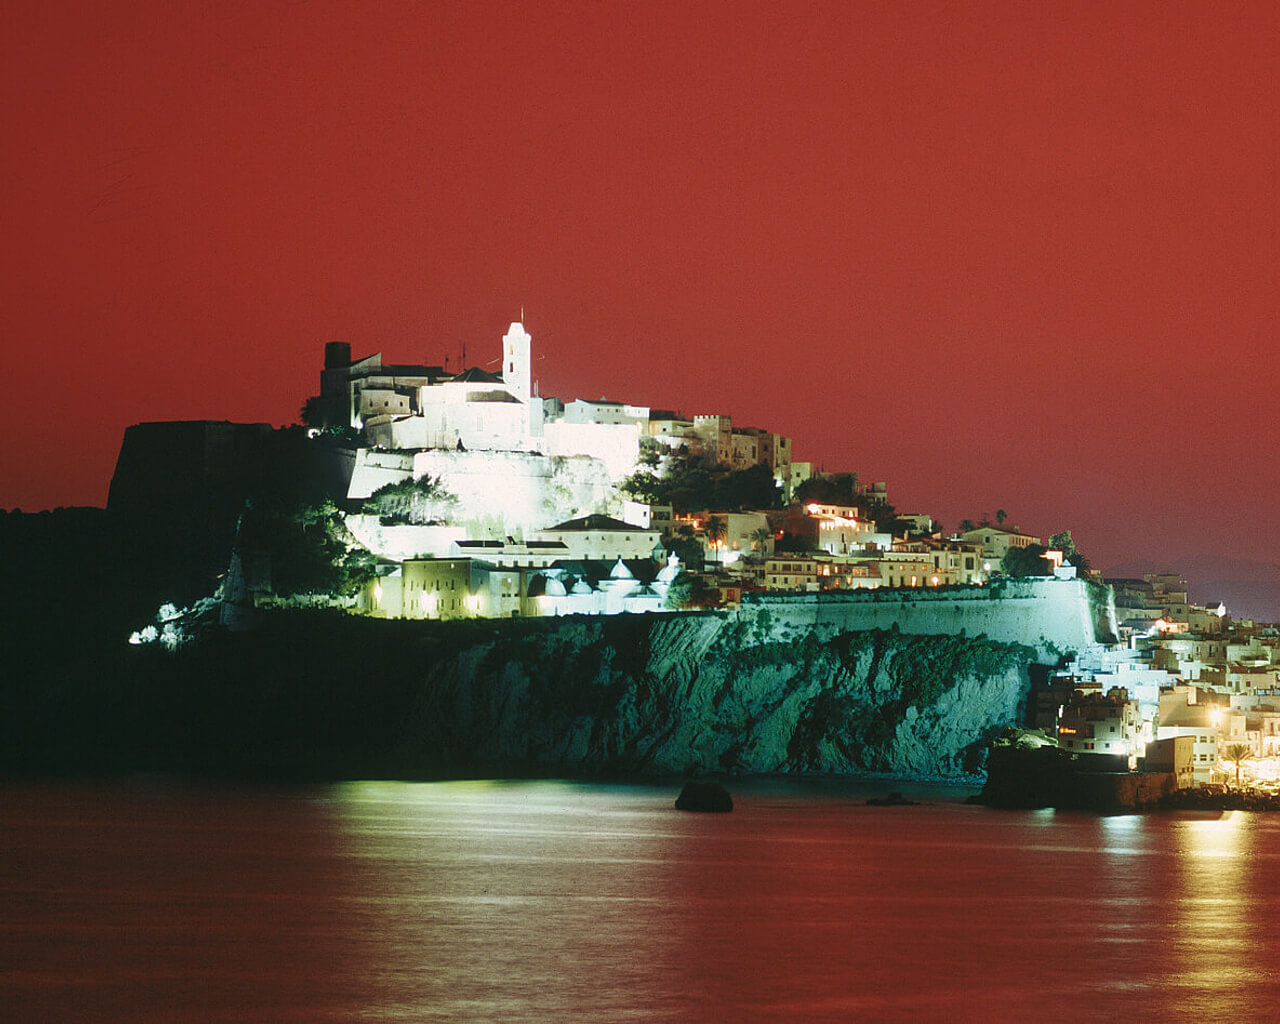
[1057,688,1144,760]
[1157,687,1224,784]
[958,526,1042,566]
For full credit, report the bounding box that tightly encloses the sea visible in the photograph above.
[3,777,1279,1022]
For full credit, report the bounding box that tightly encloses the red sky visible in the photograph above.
[2,1,1276,571]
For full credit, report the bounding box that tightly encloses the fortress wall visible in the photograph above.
[346,450,414,500]
[412,450,616,537]
[343,516,467,561]
[542,421,641,480]
[741,578,1117,662]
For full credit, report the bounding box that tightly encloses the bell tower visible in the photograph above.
[502,320,532,400]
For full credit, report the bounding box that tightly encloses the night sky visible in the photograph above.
[3,2,1276,571]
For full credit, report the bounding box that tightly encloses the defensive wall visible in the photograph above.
[411,449,616,537]
[740,577,1117,663]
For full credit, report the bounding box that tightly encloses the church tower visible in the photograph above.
[502,321,532,400]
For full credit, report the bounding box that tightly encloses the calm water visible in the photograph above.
[3,778,1279,1022]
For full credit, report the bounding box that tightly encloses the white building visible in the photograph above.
[532,514,662,562]
[529,556,681,617]
[1057,690,1144,761]
[1157,688,1223,784]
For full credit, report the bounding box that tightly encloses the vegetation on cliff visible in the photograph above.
[620,456,779,513]
[360,474,458,525]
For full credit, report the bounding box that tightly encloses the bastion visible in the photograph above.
[739,577,1117,664]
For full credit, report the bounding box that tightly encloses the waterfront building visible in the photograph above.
[1057,689,1144,762]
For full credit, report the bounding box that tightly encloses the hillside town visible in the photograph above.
[118,320,1280,795]
[299,322,1048,617]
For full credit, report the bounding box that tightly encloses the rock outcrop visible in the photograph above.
[9,604,1053,780]
[388,608,1039,779]
[675,781,734,812]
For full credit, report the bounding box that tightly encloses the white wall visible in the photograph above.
[742,578,1118,663]
[412,449,616,537]
[344,515,468,561]
[347,449,414,500]
[542,421,642,480]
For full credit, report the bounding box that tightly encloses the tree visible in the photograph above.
[637,436,662,468]
[716,463,780,511]
[621,450,781,514]
[1048,530,1077,558]
[1223,743,1253,789]
[995,508,1008,525]
[363,474,458,525]
[619,470,663,504]
[794,473,858,508]
[299,396,325,427]
[1048,529,1090,572]
[704,515,727,566]
[958,519,977,533]
[238,498,376,597]
[750,526,773,554]
[665,526,704,571]
[664,571,719,609]
[1000,543,1053,577]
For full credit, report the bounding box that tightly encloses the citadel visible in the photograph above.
[296,319,976,617]
[109,318,1280,797]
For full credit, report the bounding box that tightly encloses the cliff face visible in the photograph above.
[7,605,1044,780]
[393,610,1037,779]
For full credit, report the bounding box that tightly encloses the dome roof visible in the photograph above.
[609,558,635,580]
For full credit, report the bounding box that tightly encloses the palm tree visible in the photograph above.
[300,395,325,427]
[1223,743,1253,789]
[704,515,726,567]
[750,526,773,554]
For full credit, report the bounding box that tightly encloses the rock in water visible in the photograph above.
[866,791,918,806]
[675,781,733,813]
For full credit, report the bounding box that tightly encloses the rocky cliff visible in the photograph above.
[9,605,1048,780]
[397,610,1037,778]
[22,604,1039,778]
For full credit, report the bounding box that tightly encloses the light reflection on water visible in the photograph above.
[4,779,1280,1021]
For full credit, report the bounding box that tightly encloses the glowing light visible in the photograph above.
[467,594,481,613]
[806,503,820,514]
[373,583,383,605]
[420,592,436,613]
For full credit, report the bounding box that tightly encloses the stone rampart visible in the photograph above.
[412,449,616,536]
[741,578,1117,663]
